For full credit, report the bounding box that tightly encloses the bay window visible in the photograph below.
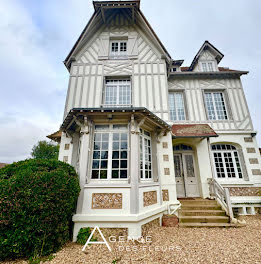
[91,124,128,179]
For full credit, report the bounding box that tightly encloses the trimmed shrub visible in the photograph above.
[0,159,80,260]
[76,227,97,245]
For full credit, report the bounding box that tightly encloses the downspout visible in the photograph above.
[207,137,215,180]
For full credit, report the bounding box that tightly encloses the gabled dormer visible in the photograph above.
[189,41,224,72]
[64,0,172,72]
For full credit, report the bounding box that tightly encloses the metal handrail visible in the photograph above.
[209,178,234,219]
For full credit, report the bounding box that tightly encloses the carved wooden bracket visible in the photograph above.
[136,117,146,134]
[64,130,74,144]
[156,129,166,143]
[130,114,136,134]
[74,115,89,135]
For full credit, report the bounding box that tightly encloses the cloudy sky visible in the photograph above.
[1,0,261,163]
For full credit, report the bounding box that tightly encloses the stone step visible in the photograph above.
[181,205,222,211]
[179,210,226,216]
[179,200,218,206]
[179,216,230,223]
[179,222,237,228]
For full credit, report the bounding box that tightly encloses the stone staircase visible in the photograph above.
[178,198,236,227]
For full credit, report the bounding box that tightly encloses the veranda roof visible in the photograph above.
[61,107,171,131]
[46,130,62,143]
[172,124,218,138]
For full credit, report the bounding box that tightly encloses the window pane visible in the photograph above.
[121,151,127,159]
[121,141,127,150]
[101,160,108,169]
[120,170,127,178]
[113,133,120,140]
[95,125,109,130]
[204,92,216,120]
[112,170,119,179]
[94,142,101,150]
[101,151,108,159]
[202,62,207,71]
[120,160,127,168]
[92,170,99,179]
[112,151,119,159]
[92,160,99,169]
[112,160,119,168]
[169,93,185,121]
[102,142,108,150]
[100,170,107,179]
[208,62,213,71]
[94,133,101,141]
[93,151,100,159]
[213,93,227,120]
[113,142,119,150]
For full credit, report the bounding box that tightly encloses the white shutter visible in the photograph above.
[127,36,138,58]
[98,36,109,59]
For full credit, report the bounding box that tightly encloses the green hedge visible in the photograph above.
[0,159,80,260]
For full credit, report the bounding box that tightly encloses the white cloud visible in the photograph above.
[0,0,261,163]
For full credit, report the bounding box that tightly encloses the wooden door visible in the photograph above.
[174,154,186,197]
[183,153,199,197]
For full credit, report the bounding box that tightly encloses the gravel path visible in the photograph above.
[2,216,261,264]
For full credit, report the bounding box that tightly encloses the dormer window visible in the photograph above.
[201,61,215,72]
[110,41,127,59]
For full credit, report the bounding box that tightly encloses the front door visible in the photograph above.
[174,152,200,197]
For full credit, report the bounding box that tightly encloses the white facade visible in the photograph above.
[57,1,261,239]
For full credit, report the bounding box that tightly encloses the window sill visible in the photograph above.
[101,104,132,108]
[139,182,159,188]
[216,180,254,186]
[108,55,129,60]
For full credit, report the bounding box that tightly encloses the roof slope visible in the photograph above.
[64,0,171,70]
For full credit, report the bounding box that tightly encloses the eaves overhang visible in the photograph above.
[169,71,249,79]
[61,107,171,131]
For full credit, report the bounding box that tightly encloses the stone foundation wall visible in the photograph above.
[228,187,261,196]
[141,218,160,237]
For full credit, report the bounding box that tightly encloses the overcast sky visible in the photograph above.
[1,0,261,163]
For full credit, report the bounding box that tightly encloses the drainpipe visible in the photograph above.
[207,137,215,180]
[207,137,215,198]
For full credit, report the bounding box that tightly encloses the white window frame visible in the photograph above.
[204,91,228,120]
[139,129,153,181]
[200,61,215,72]
[103,79,132,107]
[212,144,243,180]
[110,40,127,59]
[91,124,129,180]
[169,92,186,121]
